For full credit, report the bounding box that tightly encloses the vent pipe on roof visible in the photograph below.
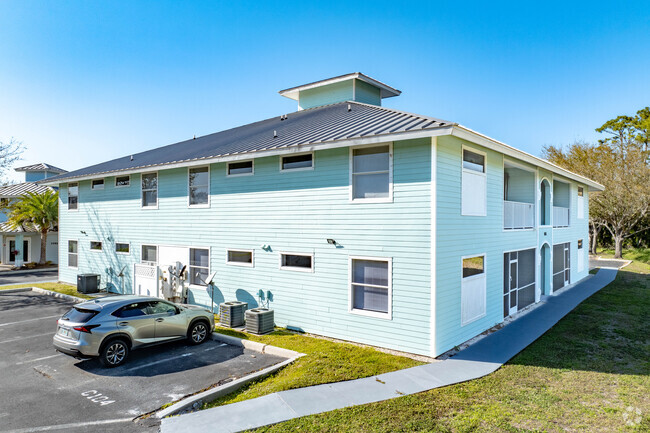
[273,130,277,138]
[130,155,133,161]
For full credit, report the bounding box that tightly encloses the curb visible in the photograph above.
[211,332,303,359]
[30,287,85,303]
[154,334,305,419]
[0,288,33,294]
[0,267,58,275]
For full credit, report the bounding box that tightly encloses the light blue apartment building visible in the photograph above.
[43,73,602,357]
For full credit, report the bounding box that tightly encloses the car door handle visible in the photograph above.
[155,318,164,322]
[119,322,129,326]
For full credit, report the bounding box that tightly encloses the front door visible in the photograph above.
[7,239,29,263]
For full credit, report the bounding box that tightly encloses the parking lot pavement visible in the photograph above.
[0,291,287,433]
[0,269,58,286]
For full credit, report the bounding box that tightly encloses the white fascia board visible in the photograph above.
[280,73,400,100]
[451,126,604,192]
[40,126,454,186]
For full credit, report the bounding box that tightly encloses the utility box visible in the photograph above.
[77,274,100,294]
[219,301,248,328]
[245,308,274,335]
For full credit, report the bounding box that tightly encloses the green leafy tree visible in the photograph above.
[543,107,650,258]
[7,190,59,264]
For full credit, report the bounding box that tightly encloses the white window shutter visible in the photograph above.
[462,171,487,216]
[577,196,584,219]
[461,274,486,325]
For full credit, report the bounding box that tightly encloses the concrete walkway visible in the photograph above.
[161,269,619,433]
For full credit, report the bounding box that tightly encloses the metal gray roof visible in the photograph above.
[44,101,453,183]
[14,163,67,173]
[0,221,40,234]
[0,182,54,198]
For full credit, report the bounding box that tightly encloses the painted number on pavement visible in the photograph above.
[81,390,115,406]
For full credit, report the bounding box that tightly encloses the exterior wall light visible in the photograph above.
[327,239,337,245]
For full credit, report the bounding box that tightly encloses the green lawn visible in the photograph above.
[251,261,650,432]
[204,329,423,409]
[0,282,94,300]
[597,247,650,265]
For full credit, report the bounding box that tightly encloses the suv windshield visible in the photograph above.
[62,307,98,323]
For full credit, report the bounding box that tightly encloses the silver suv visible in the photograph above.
[53,295,214,367]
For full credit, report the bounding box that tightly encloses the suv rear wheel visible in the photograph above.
[99,339,129,367]
[188,321,209,345]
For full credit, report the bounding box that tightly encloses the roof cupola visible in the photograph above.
[279,72,401,110]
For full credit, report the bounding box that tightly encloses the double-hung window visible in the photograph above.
[351,145,391,201]
[68,183,79,210]
[68,240,78,268]
[350,257,391,318]
[142,173,158,208]
[189,167,209,206]
[461,148,487,216]
[189,248,210,285]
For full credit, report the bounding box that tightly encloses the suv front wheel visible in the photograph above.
[188,321,209,345]
[99,339,130,367]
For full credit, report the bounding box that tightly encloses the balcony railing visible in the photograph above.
[553,206,570,227]
[504,200,535,230]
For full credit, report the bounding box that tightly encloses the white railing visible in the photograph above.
[504,200,535,230]
[553,206,570,227]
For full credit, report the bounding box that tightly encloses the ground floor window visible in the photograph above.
[503,248,536,317]
[280,253,313,272]
[68,240,78,268]
[227,249,253,267]
[141,245,157,265]
[189,248,209,285]
[553,242,570,291]
[90,241,102,251]
[462,254,486,325]
[115,242,130,254]
[350,257,391,317]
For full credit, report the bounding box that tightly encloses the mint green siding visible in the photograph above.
[58,138,432,355]
[434,136,590,356]
[298,79,382,109]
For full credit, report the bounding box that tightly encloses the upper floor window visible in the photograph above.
[228,161,253,176]
[115,242,130,254]
[351,145,391,201]
[90,241,102,251]
[577,186,585,219]
[227,249,254,267]
[91,179,104,190]
[280,253,313,272]
[189,167,209,206]
[463,150,485,173]
[115,175,130,188]
[281,153,313,171]
[461,148,487,216]
[68,183,79,210]
[141,173,158,208]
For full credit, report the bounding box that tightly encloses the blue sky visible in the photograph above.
[1,1,648,182]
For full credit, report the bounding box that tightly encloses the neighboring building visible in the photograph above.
[0,163,66,266]
[42,73,602,357]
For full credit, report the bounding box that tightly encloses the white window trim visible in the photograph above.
[141,171,159,209]
[67,183,79,212]
[349,142,394,204]
[461,145,487,216]
[67,240,78,269]
[348,255,392,320]
[91,179,105,190]
[226,249,255,267]
[279,152,314,172]
[460,253,487,326]
[141,244,158,265]
[90,240,103,252]
[188,246,211,288]
[187,166,211,208]
[115,242,130,255]
[278,251,314,273]
[115,175,131,188]
[227,160,254,177]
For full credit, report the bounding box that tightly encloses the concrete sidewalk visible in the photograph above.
[161,269,619,433]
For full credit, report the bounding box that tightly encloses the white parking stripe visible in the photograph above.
[8,417,133,432]
[0,332,53,345]
[124,352,194,372]
[0,315,60,327]
[203,343,228,351]
[16,354,63,365]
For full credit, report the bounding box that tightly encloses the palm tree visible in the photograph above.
[7,190,58,264]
